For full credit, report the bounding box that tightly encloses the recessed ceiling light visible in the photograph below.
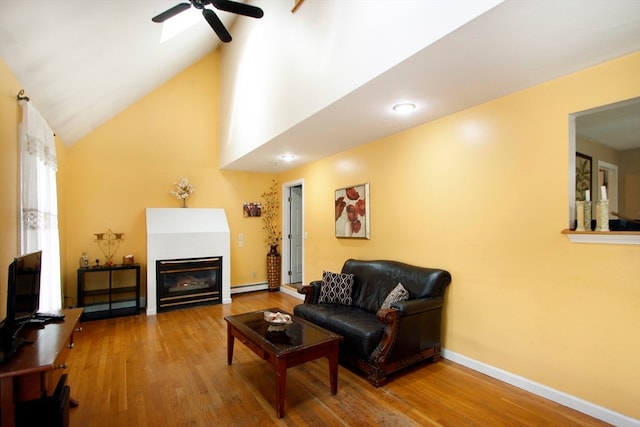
[280,154,296,161]
[392,103,416,113]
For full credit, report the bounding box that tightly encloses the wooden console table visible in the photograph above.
[0,308,82,427]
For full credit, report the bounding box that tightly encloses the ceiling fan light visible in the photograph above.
[280,154,296,161]
[392,103,416,113]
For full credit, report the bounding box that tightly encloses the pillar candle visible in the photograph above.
[601,185,607,201]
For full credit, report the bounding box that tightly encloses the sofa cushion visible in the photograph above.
[319,271,354,305]
[294,303,384,357]
[380,282,409,310]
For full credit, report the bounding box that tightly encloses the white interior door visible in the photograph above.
[289,185,303,284]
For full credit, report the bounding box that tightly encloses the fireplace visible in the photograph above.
[146,208,231,315]
[156,256,222,312]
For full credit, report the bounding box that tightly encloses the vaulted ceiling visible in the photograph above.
[1,1,638,172]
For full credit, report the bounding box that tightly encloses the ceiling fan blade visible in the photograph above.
[211,0,264,19]
[152,3,192,23]
[202,9,232,42]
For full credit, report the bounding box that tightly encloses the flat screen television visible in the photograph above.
[0,250,42,363]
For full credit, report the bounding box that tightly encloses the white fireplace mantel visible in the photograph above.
[146,208,231,315]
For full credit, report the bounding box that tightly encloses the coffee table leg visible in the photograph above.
[275,358,286,418]
[329,341,339,395]
[227,322,234,365]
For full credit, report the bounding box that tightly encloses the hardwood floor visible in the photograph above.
[66,291,608,426]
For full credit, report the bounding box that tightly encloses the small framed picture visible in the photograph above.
[335,183,370,239]
[243,203,262,217]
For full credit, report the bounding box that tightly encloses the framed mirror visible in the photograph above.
[569,97,640,232]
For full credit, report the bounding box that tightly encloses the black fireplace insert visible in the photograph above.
[156,256,222,312]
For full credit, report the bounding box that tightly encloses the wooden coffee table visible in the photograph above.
[225,308,343,418]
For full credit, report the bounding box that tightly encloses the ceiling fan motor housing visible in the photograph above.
[191,0,211,10]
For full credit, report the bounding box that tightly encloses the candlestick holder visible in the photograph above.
[575,201,585,231]
[94,229,124,266]
[584,201,592,231]
[595,200,609,232]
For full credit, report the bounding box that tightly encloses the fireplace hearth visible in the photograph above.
[156,256,222,312]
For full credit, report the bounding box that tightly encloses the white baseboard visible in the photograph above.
[280,285,305,300]
[442,349,639,427]
[229,283,305,300]
[230,282,268,294]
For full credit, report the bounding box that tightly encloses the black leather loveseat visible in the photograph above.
[294,259,451,386]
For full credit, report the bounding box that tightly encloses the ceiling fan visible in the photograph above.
[152,0,264,43]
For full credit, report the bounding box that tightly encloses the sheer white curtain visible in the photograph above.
[19,101,62,312]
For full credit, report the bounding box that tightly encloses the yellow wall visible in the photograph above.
[0,60,22,318]
[64,51,275,305]
[278,52,640,418]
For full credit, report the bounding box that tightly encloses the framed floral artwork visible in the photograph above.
[335,183,370,239]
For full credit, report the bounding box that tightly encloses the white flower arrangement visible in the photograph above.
[170,176,194,205]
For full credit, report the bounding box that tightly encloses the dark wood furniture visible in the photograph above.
[225,308,343,418]
[77,264,140,320]
[0,308,82,427]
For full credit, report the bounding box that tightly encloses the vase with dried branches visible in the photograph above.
[261,179,281,291]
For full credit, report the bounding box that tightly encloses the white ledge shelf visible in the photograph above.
[561,229,640,245]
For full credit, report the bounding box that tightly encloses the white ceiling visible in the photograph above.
[0,0,228,144]
[1,1,639,172]
[576,98,640,151]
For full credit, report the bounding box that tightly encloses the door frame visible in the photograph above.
[281,178,304,293]
[597,160,618,213]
